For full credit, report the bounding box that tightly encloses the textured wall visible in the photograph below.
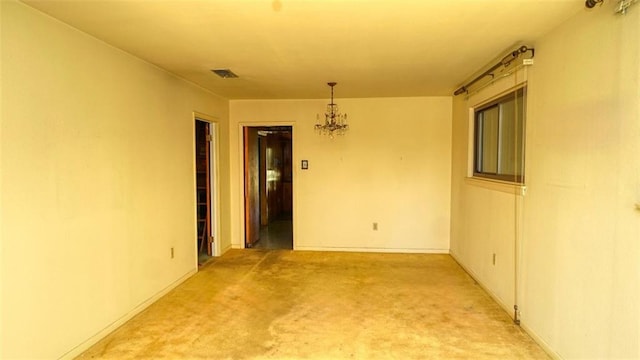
[1,1,230,358]
[230,97,452,253]
[450,3,640,358]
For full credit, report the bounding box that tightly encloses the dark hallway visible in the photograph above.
[253,212,293,249]
[244,126,293,250]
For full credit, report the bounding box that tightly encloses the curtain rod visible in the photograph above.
[453,46,535,96]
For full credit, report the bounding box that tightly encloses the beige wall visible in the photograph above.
[230,97,452,252]
[521,4,639,358]
[3,0,639,359]
[450,66,528,314]
[451,3,639,359]
[0,1,230,358]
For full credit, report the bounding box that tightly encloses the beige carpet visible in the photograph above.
[78,250,549,359]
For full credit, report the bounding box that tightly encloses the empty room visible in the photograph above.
[1,0,638,359]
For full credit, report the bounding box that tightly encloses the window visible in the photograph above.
[474,87,526,183]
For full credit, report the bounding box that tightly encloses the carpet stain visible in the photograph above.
[77,250,549,359]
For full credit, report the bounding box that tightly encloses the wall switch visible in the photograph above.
[373,222,378,231]
[301,160,309,170]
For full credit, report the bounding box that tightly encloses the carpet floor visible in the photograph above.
[77,250,549,359]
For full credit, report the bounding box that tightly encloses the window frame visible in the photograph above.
[472,86,526,184]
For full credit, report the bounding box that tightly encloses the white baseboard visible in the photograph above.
[520,323,563,360]
[294,246,449,254]
[449,251,513,318]
[449,251,563,360]
[218,242,233,256]
[58,268,198,360]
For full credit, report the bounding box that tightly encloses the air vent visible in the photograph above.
[211,69,238,78]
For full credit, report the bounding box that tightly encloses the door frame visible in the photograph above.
[194,112,221,259]
[237,121,296,249]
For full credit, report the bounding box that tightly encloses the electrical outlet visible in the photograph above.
[171,247,175,259]
[373,222,378,231]
[492,253,496,265]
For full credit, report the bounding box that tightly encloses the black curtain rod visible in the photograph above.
[453,46,535,96]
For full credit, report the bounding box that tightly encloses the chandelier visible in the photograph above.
[315,82,348,138]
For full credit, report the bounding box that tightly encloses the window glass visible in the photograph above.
[474,87,526,183]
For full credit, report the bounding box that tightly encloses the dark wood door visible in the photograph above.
[244,127,260,247]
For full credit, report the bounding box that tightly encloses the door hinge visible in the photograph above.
[206,134,213,142]
[209,236,214,243]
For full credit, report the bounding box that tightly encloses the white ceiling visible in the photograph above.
[22,0,583,99]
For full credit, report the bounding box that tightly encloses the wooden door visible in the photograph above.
[243,127,260,247]
[259,136,269,226]
[282,134,293,213]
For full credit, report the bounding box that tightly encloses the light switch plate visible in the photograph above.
[301,160,309,170]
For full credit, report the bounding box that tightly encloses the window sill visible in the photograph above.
[465,177,527,196]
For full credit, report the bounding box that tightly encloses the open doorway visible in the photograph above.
[195,118,218,265]
[243,126,293,249]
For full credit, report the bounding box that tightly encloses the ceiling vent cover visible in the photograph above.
[211,69,238,78]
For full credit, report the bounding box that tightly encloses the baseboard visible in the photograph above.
[58,268,198,360]
[218,242,233,256]
[294,246,449,254]
[449,251,513,318]
[449,251,563,360]
[520,323,563,360]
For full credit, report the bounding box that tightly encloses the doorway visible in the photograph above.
[195,118,219,265]
[243,126,293,249]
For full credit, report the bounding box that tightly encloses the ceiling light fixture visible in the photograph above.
[585,0,637,14]
[315,82,348,138]
[585,0,604,8]
[615,0,638,14]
